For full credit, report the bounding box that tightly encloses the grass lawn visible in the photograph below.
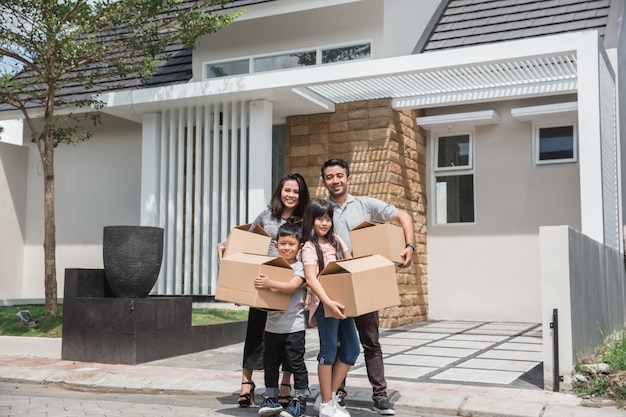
[1,304,248,338]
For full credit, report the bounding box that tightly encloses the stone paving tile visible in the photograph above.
[408,346,479,357]
[496,342,543,352]
[477,349,542,361]
[456,358,540,372]
[427,339,496,349]
[432,368,522,384]
[384,354,458,367]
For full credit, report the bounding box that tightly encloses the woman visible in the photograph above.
[217,173,310,407]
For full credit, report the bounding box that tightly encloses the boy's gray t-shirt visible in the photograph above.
[265,261,306,334]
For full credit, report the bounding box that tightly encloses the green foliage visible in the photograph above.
[573,330,626,403]
[0,305,63,337]
[0,305,248,338]
[604,333,626,371]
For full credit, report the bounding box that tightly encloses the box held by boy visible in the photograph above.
[320,254,399,318]
[223,223,271,258]
[216,252,293,310]
[350,221,406,264]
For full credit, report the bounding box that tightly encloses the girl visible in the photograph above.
[301,199,358,417]
[217,173,310,408]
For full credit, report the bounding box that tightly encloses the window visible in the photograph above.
[535,124,577,164]
[434,133,474,224]
[205,42,371,79]
[254,50,317,73]
[206,59,249,78]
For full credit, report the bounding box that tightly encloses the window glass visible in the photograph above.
[435,175,474,224]
[322,43,371,63]
[206,59,249,78]
[538,126,574,161]
[437,134,470,169]
[254,51,317,72]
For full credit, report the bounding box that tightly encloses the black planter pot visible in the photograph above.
[103,225,164,298]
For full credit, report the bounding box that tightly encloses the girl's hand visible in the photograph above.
[254,273,270,289]
[326,300,347,319]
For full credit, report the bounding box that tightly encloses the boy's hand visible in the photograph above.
[254,273,271,289]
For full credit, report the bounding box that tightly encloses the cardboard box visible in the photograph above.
[319,254,399,318]
[215,252,294,310]
[350,222,406,264]
[223,223,271,257]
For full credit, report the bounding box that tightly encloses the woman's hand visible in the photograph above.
[217,245,225,265]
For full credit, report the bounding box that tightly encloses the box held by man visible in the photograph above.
[350,221,406,264]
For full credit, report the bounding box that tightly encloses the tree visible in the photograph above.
[0,0,241,316]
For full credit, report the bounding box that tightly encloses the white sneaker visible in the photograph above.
[332,393,349,417]
[318,401,335,417]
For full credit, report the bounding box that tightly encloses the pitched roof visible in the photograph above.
[0,0,274,112]
[416,0,613,53]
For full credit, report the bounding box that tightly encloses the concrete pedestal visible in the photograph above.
[62,268,246,364]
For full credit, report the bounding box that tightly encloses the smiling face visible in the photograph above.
[280,179,300,213]
[313,213,333,240]
[322,165,351,202]
[274,234,302,263]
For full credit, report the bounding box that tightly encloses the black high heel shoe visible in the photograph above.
[238,381,256,407]
[278,383,292,408]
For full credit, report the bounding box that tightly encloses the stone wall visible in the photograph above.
[286,99,428,328]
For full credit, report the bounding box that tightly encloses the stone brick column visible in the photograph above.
[286,99,427,328]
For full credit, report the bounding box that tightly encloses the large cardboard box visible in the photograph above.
[350,222,406,264]
[215,252,294,310]
[223,223,271,257]
[319,254,399,318]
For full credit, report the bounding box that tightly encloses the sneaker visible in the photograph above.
[319,393,350,417]
[373,398,395,415]
[314,390,345,411]
[259,397,283,417]
[280,397,306,417]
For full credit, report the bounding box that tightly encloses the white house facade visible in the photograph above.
[1,0,624,348]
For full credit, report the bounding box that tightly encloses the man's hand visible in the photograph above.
[398,247,414,268]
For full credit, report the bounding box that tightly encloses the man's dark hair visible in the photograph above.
[277,220,303,243]
[321,158,351,178]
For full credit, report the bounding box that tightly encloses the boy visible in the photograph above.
[254,221,310,417]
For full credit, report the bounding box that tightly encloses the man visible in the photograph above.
[320,158,415,415]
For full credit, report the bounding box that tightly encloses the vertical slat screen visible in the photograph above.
[152,102,250,296]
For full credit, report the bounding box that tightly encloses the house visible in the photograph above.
[2,0,625,371]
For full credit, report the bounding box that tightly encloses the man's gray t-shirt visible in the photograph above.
[265,261,306,334]
[327,194,398,253]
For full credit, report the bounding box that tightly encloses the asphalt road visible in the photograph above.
[0,381,447,417]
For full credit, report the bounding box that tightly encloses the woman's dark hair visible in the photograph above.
[269,173,310,219]
[321,158,351,178]
[302,198,345,272]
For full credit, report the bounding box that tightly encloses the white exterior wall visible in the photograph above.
[19,115,141,299]
[0,142,28,299]
[428,98,581,322]
[193,0,439,81]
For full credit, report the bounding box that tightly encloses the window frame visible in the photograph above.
[203,40,372,79]
[431,130,476,225]
[533,121,578,166]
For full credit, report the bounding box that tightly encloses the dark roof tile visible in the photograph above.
[420,0,612,52]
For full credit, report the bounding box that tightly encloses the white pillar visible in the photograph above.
[140,113,161,226]
[577,34,605,243]
[248,100,273,219]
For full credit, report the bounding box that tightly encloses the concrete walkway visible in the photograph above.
[0,321,622,417]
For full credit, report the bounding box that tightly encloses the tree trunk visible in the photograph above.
[43,134,58,316]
